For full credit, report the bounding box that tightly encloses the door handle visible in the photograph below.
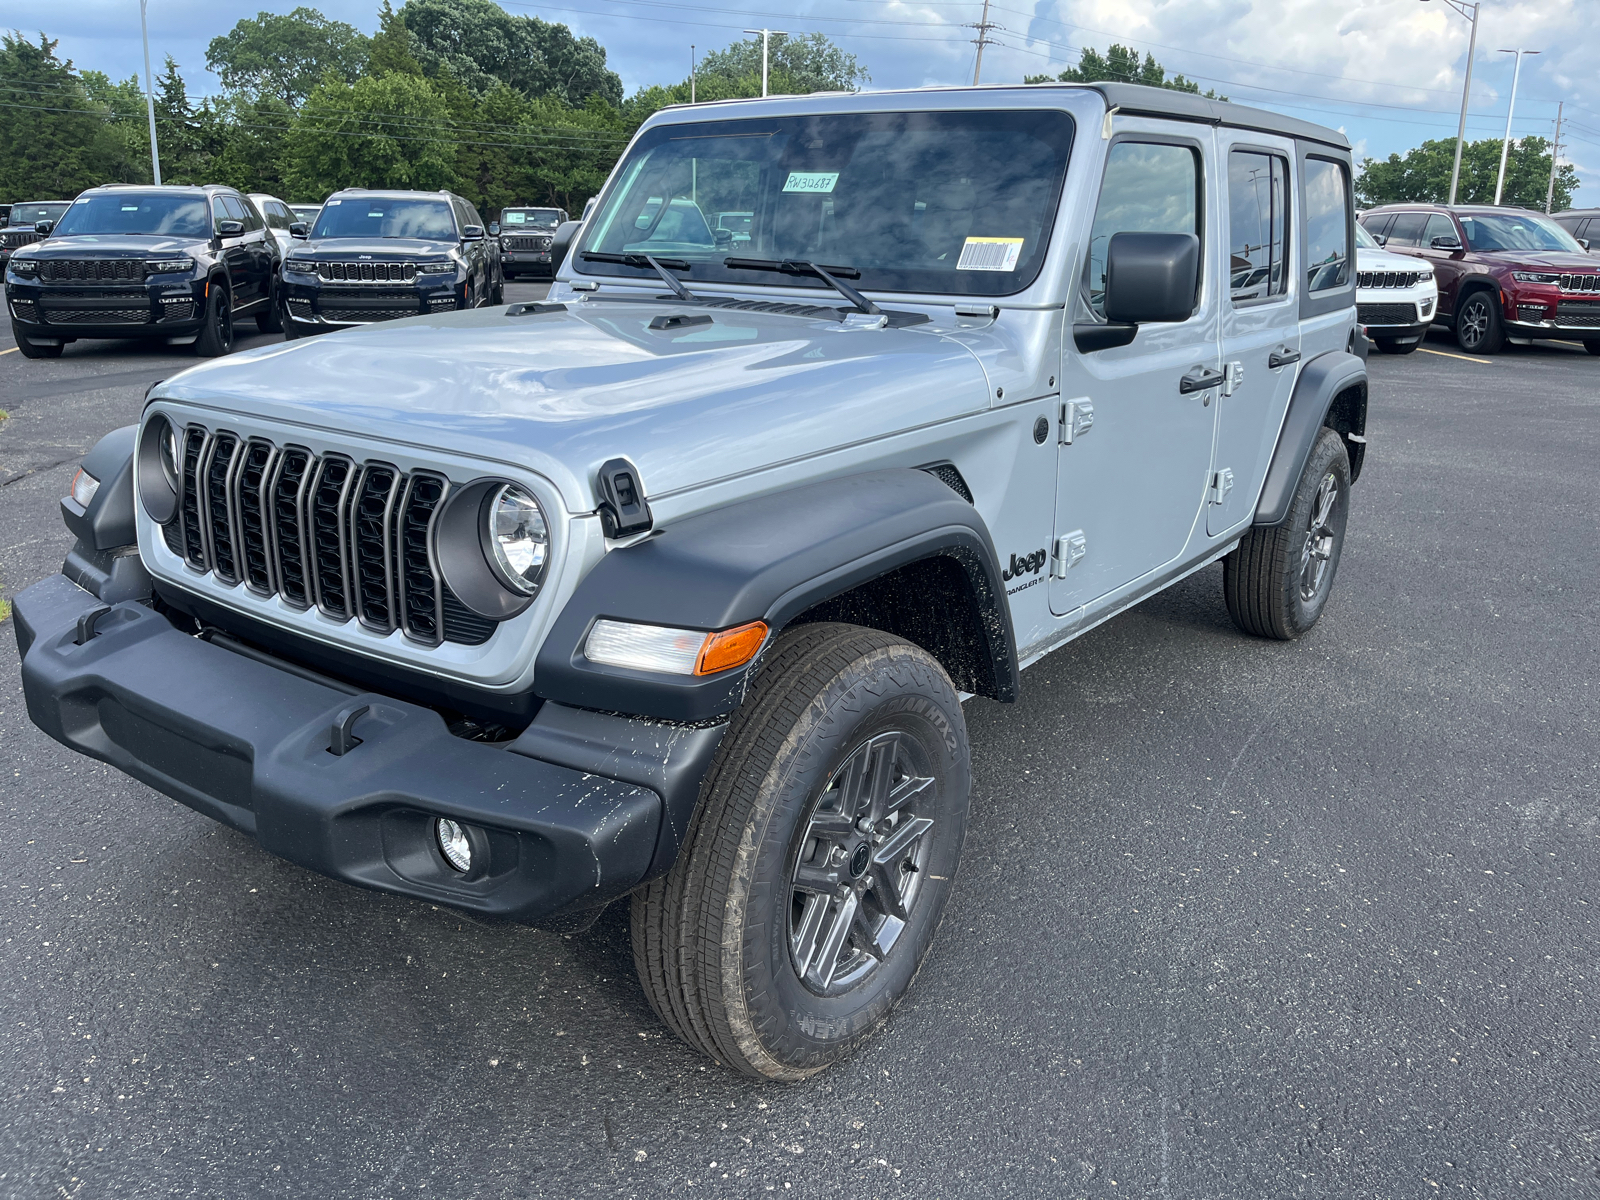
[1179,366,1225,394]
[1268,347,1301,369]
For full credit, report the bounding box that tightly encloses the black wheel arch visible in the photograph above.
[1450,274,1503,323]
[533,468,1020,723]
[1255,349,1367,526]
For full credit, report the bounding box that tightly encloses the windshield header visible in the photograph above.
[576,109,1076,298]
[311,197,457,241]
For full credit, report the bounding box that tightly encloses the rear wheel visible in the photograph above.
[10,323,62,358]
[1454,289,1505,355]
[1223,427,1352,640]
[489,272,504,306]
[192,284,234,357]
[631,622,970,1080]
[1585,341,1600,356]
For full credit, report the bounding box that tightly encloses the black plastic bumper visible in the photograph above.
[1361,319,1428,344]
[13,573,723,925]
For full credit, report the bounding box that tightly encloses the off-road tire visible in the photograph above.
[255,282,284,333]
[1455,288,1505,355]
[11,322,62,358]
[1374,337,1420,355]
[193,284,234,357]
[1223,426,1352,640]
[489,275,504,306]
[631,622,970,1080]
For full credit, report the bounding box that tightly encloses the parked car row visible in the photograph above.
[3,184,512,358]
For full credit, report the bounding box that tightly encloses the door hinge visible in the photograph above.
[1052,530,1087,577]
[1222,361,1244,397]
[1209,468,1234,506]
[1059,398,1094,445]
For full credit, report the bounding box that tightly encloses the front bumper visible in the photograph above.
[1504,295,1600,339]
[502,250,552,275]
[6,278,207,339]
[13,573,721,925]
[281,273,463,328]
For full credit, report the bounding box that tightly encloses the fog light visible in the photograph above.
[69,467,100,508]
[435,818,472,871]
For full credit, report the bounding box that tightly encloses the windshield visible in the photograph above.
[311,197,456,240]
[1354,222,1379,249]
[502,209,562,229]
[1459,212,1583,253]
[52,194,208,237]
[577,110,1076,297]
[10,202,69,227]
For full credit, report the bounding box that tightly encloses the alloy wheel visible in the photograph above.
[788,731,938,996]
[1459,296,1488,351]
[1299,472,1339,602]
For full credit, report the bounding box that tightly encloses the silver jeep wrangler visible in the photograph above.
[14,83,1367,1080]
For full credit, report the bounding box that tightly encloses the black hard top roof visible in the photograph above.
[1074,82,1350,151]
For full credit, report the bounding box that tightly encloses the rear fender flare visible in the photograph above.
[1255,350,1367,525]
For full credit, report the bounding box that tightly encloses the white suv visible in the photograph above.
[1355,220,1438,354]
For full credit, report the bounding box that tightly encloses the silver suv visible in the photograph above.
[14,83,1368,1080]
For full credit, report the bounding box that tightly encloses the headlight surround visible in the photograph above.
[8,256,39,277]
[145,256,194,274]
[485,484,550,596]
[283,257,318,274]
[417,259,459,274]
[136,413,181,525]
[1511,271,1561,284]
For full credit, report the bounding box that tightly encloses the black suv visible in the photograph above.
[497,206,567,279]
[281,190,503,336]
[1551,209,1599,253]
[5,185,281,359]
[1,200,71,273]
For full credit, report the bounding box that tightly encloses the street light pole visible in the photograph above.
[690,44,696,104]
[741,29,788,97]
[1545,101,1564,214]
[1494,48,1539,205]
[1422,0,1479,206]
[139,0,162,185]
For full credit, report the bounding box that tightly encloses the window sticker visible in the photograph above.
[121,205,140,211]
[783,171,840,194]
[325,199,341,205]
[956,236,1025,272]
[505,211,526,223]
[368,210,385,217]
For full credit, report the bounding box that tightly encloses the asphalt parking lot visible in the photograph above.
[2,310,1597,1199]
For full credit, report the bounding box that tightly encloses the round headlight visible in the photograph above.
[485,483,549,595]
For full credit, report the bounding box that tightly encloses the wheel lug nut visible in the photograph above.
[856,817,873,834]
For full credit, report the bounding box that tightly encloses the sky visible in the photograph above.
[9,0,1596,203]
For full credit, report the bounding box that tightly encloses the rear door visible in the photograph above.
[1210,133,1299,536]
[1417,212,1466,314]
[1051,126,1220,616]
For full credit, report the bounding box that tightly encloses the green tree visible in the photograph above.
[398,0,622,106]
[367,1,424,78]
[206,7,369,109]
[81,69,151,182]
[0,33,127,197]
[695,32,869,94]
[285,70,457,198]
[1026,44,1223,100]
[1355,135,1578,210]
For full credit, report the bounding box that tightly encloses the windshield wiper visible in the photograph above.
[580,251,697,301]
[722,258,881,315]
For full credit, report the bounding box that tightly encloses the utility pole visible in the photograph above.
[139,0,162,185]
[969,0,1001,86]
[1494,48,1539,206]
[1545,101,1564,214]
[1421,0,1480,205]
[742,29,788,97]
[690,44,696,104]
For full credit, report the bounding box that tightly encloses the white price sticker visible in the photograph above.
[956,237,1025,272]
[783,171,840,194]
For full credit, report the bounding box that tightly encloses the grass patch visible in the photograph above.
[0,596,9,623]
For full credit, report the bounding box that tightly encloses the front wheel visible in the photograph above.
[1455,290,1505,355]
[10,322,62,358]
[631,622,970,1080]
[255,282,283,333]
[1223,426,1352,640]
[1585,341,1600,357]
[489,274,504,306]
[192,284,234,357]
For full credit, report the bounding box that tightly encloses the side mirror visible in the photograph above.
[217,219,245,239]
[462,225,485,241]
[1075,232,1199,353]
[1581,238,1592,252]
[549,220,582,275]
[34,220,53,236]
[489,221,500,236]
[1430,234,1463,251]
[713,228,735,250]
[289,221,309,239]
[1373,233,1388,246]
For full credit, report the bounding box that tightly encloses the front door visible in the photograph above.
[1210,133,1300,536]
[1051,129,1220,616]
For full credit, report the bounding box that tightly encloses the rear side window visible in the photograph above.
[1302,158,1350,291]
[1423,213,1457,247]
[1084,141,1200,318]
[1227,150,1289,303]
[1385,212,1427,248]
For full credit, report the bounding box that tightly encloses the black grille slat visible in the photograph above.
[269,449,314,608]
[441,589,497,646]
[179,428,209,570]
[351,464,401,631]
[308,455,356,619]
[398,473,449,644]
[236,440,278,595]
[203,433,242,584]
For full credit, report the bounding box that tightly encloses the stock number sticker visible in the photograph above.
[783,172,840,194]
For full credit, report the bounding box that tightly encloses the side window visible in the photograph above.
[1302,158,1350,292]
[1084,141,1201,318]
[264,203,289,230]
[454,198,478,232]
[1423,213,1457,248]
[219,195,250,228]
[1359,213,1394,240]
[1385,212,1426,248]
[1227,149,1290,303]
[211,196,230,232]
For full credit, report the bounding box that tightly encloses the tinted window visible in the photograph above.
[1303,158,1350,291]
[1384,213,1426,247]
[1084,141,1200,317]
[53,193,210,238]
[311,198,458,240]
[1423,214,1457,247]
[259,201,290,230]
[9,202,70,227]
[1354,222,1380,249]
[1359,213,1394,240]
[1228,150,1289,303]
[579,109,1076,297]
[1458,212,1585,252]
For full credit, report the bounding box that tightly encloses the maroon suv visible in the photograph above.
[1359,205,1600,356]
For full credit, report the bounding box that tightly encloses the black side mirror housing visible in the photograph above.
[289,221,309,239]
[488,221,500,236]
[549,220,582,275]
[1430,235,1463,250]
[34,220,53,236]
[217,219,245,239]
[462,225,485,241]
[1074,231,1200,354]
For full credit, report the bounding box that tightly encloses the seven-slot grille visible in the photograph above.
[159,423,495,646]
[501,235,552,251]
[38,258,146,282]
[1559,273,1600,293]
[0,229,42,250]
[314,260,416,282]
[1357,270,1424,289]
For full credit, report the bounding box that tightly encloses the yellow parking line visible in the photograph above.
[1417,347,1493,365]
[0,346,17,356]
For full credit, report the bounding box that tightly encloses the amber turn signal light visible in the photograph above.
[695,621,768,676]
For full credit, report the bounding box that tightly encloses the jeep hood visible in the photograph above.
[157,299,994,511]
[30,235,200,257]
[297,237,457,259]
